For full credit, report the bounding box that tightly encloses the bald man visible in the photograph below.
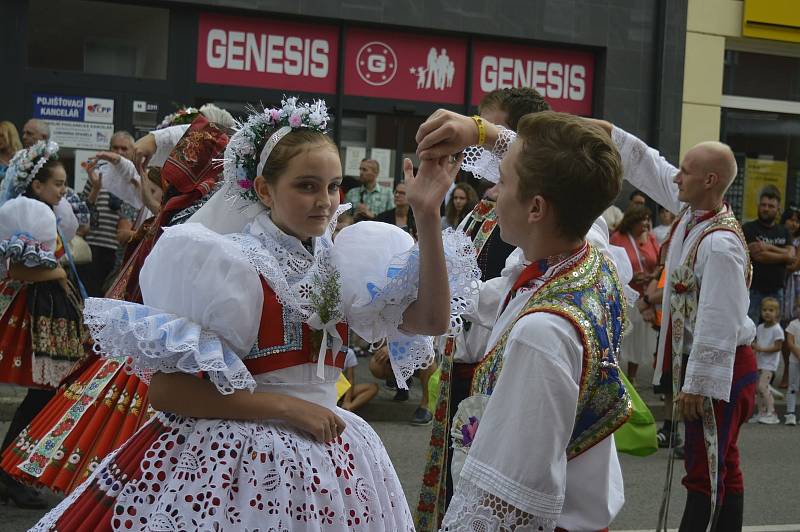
[591,122,756,532]
[22,118,50,148]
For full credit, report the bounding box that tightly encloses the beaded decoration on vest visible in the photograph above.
[684,208,751,287]
[470,244,632,460]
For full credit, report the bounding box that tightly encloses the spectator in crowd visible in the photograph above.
[0,121,22,183]
[602,204,624,232]
[442,182,478,230]
[610,204,660,385]
[376,181,416,238]
[652,204,675,244]
[339,348,378,413]
[783,297,800,425]
[751,297,783,424]
[345,158,394,221]
[21,118,50,148]
[743,185,795,323]
[76,131,135,296]
[780,205,800,388]
[629,189,647,208]
[368,345,437,425]
[116,167,164,249]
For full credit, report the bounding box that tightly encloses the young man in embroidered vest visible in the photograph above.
[591,120,757,532]
[416,109,631,532]
[415,87,553,530]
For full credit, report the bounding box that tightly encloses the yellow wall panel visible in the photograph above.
[743,0,800,43]
[682,32,726,106]
[680,103,722,159]
[687,0,742,37]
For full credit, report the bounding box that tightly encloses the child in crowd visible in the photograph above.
[783,298,800,425]
[752,297,784,424]
[339,348,378,412]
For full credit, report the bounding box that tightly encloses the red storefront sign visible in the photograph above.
[196,13,338,94]
[471,41,595,115]
[344,27,467,104]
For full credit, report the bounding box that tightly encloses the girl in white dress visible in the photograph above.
[32,98,479,531]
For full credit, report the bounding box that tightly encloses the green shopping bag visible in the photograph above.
[614,371,658,456]
[427,366,442,413]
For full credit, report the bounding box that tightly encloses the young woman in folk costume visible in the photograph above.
[0,140,88,508]
[1,115,230,496]
[32,97,479,531]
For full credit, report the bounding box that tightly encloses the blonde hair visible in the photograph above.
[260,129,337,184]
[761,297,780,312]
[0,121,22,154]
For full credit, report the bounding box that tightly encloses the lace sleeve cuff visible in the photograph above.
[0,233,57,269]
[443,473,558,532]
[84,298,257,395]
[683,342,735,401]
[346,228,480,341]
[460,127,516,183]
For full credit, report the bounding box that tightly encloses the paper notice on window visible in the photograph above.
[344,146,367,177]
[370,148,392,179]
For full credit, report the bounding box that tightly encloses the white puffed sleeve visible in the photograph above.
[99,157,143,209]
[330,221,480,387]
[83,223,264,394]
[150,124,190,168]
[53,197,79,243]
[0,196,58,273]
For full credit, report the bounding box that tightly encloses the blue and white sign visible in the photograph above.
[33,94,114,124]
[32,93,115,150]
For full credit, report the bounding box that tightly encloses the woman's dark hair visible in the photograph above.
[23,158,64,200]
[781,204,800,236]
[445,182,478,228]
[616,204,652,236]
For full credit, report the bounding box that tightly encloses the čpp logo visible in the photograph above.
[87,103,112,114]
[356,41,397,86]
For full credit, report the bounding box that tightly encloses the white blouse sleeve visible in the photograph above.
[460,127,517,184]
[684,232,750,401]
[330,221,480,388]
[443,314,583,532]
[99,157,143,209]
[0,196,58,271]
[150,124,190,168]
[611,126,683,215]
[83,223,263,394]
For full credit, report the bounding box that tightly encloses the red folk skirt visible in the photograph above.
[0,278,87,389]
[1,354,153,494]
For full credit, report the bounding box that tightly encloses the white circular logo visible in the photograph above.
[356,41,397,86]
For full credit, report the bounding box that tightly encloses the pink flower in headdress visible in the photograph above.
[269,109,282,123]
[289,111,303,128]
[238,179,253,190]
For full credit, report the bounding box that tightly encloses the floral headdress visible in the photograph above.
[224,97,329,203]
[1,140,59,204]
[156,107,200,130]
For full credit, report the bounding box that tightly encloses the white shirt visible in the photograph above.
[755,322,784,372]
[443,234,624,532]
[612,126,755,401]
[652,224,671,244]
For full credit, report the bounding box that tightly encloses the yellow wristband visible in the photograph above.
[471,115,486,146]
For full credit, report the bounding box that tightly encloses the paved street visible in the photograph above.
[2,362,800,531]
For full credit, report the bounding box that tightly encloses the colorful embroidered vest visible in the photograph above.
[682,208,751,286]
[462,200,516,281]
[243,278,349,376]
[471,244,632,459]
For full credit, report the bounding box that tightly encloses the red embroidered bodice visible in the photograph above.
[242,278,349,376]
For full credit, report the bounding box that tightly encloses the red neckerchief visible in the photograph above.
[684,206,722,237]
[501,243,587,312]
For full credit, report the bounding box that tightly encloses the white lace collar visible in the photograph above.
[229,206,349,322]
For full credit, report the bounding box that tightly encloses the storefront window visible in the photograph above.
[27,0,169,79]
[722,108,800,221]
[724,50,800,103]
